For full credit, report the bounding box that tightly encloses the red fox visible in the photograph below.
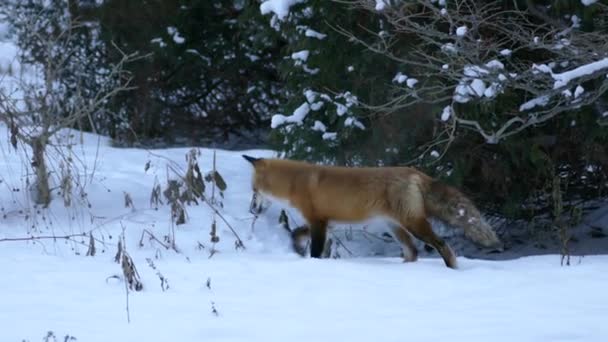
[243,155,502,269]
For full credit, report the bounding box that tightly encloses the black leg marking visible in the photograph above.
[310,221,327,258]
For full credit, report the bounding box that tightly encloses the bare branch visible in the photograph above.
[333,0,608,149]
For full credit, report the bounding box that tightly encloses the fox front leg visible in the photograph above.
[309,220,328,258]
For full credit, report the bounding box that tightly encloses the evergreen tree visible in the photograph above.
[261,0,608,222]
[98,0,284,145]
[260,0,428,165]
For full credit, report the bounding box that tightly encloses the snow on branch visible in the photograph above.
[552,58,608,89]
[335,0,608,146]
[260,0,306,21]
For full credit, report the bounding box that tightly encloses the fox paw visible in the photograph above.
[401,251,418,263]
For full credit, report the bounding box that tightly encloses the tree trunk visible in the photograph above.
[32,137,51,207]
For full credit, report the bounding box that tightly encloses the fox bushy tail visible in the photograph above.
[423,180,502,249]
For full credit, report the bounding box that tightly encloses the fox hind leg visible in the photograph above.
[388,225,418,262]
[406,218,458,269]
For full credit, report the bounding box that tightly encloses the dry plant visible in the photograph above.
[146,257,170,292]
[114,225,143,323]
[139,228,172,251]
[40,331,77,342]
[157,148,245,254]
[0,9,143,256]
[0,14,140,209]
[85,231,96,256]
[550,171,587,266]
[211,301,220,317]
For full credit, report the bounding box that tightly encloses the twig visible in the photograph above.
[0,233,86,242]
[202,197,246,249]
[139,229,171,250]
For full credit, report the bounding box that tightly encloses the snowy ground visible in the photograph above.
[1,124,608,342]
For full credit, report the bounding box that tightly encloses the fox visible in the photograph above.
[243,155,502,269]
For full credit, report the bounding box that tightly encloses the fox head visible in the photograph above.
[242,155,267,193]
[243,155,273,214]
[243,154,302,203]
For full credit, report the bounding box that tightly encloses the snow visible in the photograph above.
[500,49,512,56]
[1,123,608,341]
[304,29,326,40]
[150,37,166,48]
[464,65,489,77]
[574,85,585,98]
[430,150,440,158]
[552,58,608,88]
[336,103,347,116]
[483,84,499,98]
[167,26,185,44]
[311,120,327,132]
[304,89,316,103]
[302,65,319,74]
[571,15,581,28]
[406,78,418,88]
[310,101,324,111]
[441,43,458,54]
[322,131,337,140]
[375,0,387,11]
[0,23,41,111]
[260,0,305,21]
[533,63,553,74]
[485,59,505,70]
[456,26,468,37]
[344,117,365,130]
[581,0,598,6]
[453,61,507,103]
[519,95,550,112]
[393,72,408,84]
[347,65,355,72]
[271,102,310,128]
[470,79,486,97]
[441,106,452,121]
[291,50,310,62]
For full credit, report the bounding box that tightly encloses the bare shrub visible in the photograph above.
[339,0,608,147]
[0,10,139,209]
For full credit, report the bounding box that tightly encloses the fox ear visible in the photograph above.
[242,155,262,165]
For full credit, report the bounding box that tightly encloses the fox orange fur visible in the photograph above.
[243,155,502,269]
